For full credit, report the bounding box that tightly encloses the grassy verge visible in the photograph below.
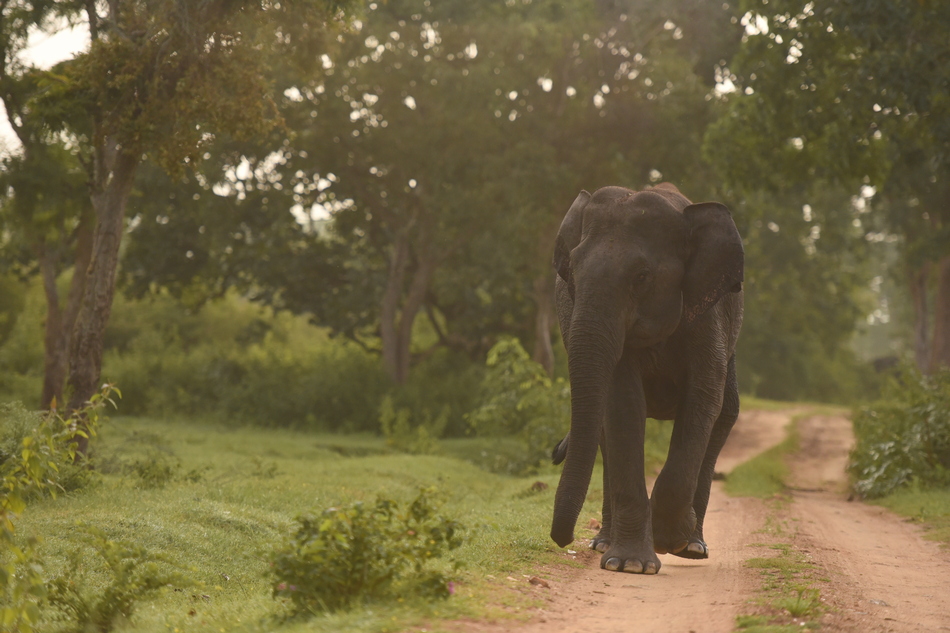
[725,412,826,631]
[14,416,632,633]
[723,422,798,499]
[870,488,950,548]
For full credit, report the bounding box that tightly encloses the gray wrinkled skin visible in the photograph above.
[550,184,744,575]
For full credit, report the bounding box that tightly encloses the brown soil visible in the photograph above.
[787,414,950,632]
[453,408,950,633]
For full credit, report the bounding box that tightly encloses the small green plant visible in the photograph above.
[775,587,822,617]
[47,524,193,633]
[466,338,570,474]
[249,456,279,478]
[379,395,447,455]
[127,451,180,489]
[1,385,117,633]
[850,368,950,498]
[271,487,463,613]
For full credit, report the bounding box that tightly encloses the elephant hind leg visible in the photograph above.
[670,354,740,560]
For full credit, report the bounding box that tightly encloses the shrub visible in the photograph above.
[101,292,390,431]
[389,348,485,438]
[271,488,463,613]
[466,338,570,474]
[1,386,116,632]
[127,451,181,489]
[850,368,950,498]
[47,524,193,633]
[379,395,447,455]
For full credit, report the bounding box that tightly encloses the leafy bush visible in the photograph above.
[271,488,463,613]
[48,524,193,633]
[1,386,115,632]
[101,292,390,431]
[466,338,570,474]
[379,395,447,455]
[850,368,950,498]
[0,278,46,404]
[388,348,485,438]
[127,451,181,489]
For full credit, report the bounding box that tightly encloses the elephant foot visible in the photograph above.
[670,539,708,559]
[591,530,611,553]
[651,504,697,557]
[600,545,661,575]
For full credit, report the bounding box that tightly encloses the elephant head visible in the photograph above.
[550,185,743,547]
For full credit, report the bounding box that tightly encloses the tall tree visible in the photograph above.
[118,0,723,385]
[25,0,352,433]
[705,0,950,371]
[0,2,95,409]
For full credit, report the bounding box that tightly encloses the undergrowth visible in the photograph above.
[271,487,463,613]
[1,386,115,631]
[850,368,950,498]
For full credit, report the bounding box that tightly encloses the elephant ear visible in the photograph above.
[553,190,591,282]
[682,202,744,324]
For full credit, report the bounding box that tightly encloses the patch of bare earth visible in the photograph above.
[451,408,950,633]
[785,414,950,632]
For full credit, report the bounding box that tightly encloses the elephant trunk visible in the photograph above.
[550,314,624,547]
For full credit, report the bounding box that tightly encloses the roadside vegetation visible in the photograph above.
[4,412,626,633]
[849,368,950,547]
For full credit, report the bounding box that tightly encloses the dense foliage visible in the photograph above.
[271,488,463,612]
[850,369,950,498]
[466,338,571,474]
[706,0,950,374]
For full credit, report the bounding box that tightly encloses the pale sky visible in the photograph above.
[0,23,90,155]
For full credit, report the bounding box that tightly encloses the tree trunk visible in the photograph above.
[531,274,556,376]
[67,150,139,452]
[39,244,65,409]
[39,215,94,410]
[928,255,950,373]
[909,263,931,373]
[381,230,411,384]
[393,255,435,384]
[379,225,438,385]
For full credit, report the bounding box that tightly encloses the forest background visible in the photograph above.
[1,0,947,439]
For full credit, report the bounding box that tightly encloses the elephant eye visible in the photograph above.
[634,270,650,284]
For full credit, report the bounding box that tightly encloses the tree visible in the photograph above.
[705,0,950,372]
[0,2,94,409]
[23,0,352,435]
[117,0,726,386]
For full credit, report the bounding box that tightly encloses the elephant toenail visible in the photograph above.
[688,542,706,554]
[621,560,643,574]
[595,542,608,553]
[604,557,621,571]
[644,562,658,574]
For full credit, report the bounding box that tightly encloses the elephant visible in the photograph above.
[549,183,743,575]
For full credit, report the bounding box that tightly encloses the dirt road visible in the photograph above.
[460,408,950,633]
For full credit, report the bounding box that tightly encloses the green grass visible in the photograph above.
[13,416,616,633]
[727,414,825,631]
[723,423,799,499]
[870,488,950,548]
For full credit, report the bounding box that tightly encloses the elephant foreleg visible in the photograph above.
[673,354,739,559]
[650,360,727,555]
[599,354,660,574]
